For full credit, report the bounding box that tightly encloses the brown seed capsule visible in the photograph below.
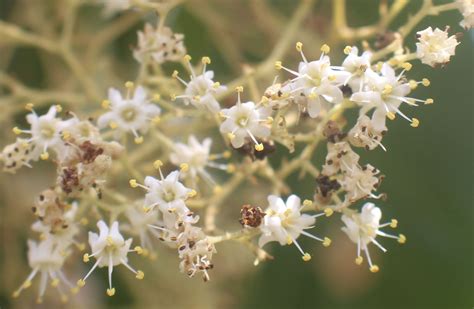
[239,205,266,228]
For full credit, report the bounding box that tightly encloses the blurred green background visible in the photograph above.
[0,0,472,308]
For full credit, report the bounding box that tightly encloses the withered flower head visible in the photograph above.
[239,205,266,228]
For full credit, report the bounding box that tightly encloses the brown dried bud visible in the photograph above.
[375,31,396,49]
[316,175,341,198]
[239,205,266,228]
[323,121,346,143]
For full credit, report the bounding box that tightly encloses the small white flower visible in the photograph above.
[341,203,406,272]
[173,56,226,112]
[348,115,387,151]
[97,85,161,142]
[276,43,345,118]
[134,24,186,64]
[143,170,193,217]
[340,46,373,92]
[78,221,143,296]
[219,90,271,149]
[13,239,72,303]
[14,105,68,160]
[350,63,426,130]
[322,141,360,176]
[458,0,474,29]
[1,138,36,173]
[123,201,160,254]
[416,27,459,67]
[258,195,331,261]
[341,164,383,203]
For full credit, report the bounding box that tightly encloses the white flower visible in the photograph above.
[340,46,373,92]
[348,115,387,151]
[1,138,36,173]
[258,195,331,261]
[350,63,426,130]
[341,203,406,272]
[341,164,382,203]
[416,27,459,67]
[219,90,271,150]
[14,105,68,160]
[123,201,160,255]
[78,221,143,296]
[97,85,161,142]
[173,56,226,112]
[458,0,474,29]
[143,170,193,217]
[134,24,186,64]
[276,43,345,118]
[322,141,360,176]
[13,239,72,303]
[31,203,80,250]
[170,135,232,186]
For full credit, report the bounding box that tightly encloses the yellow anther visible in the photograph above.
[152,116,161,124]
[266,209,275,216]
[386,112,396,120]
[129,179,138,188]
[55,104,63,112]
[134,136,144,144]
[101,99,110,109]
[382,84,393,95]
[77,243,86,251]
[180,163,189,172]
[134,246,144,255]
[409,80,418,90]
[355,256,363,265]
[25,103,34,111]
[370,265,380,273]
[401,62,412,71]
[153,160,163,169]
[235,86,244,93]
[23,280,32,288]
[143,206,151,213]
[410,118,420,128]
[398,234,407,244]
[12,127,22,135]
[275,61,282,70]
[266,116,274,125]
[213,81,221,88]
[308,92,318,99]
[12,291,20,298]
[183,54,192,62]
[302,253,312,262]
[343,46,352,55]
[51,278,60,287]
[223,150,231,158]
[70,287,80,294]
[172,70,179,78]
[125,81,134,89]
[425,98,434,105]
[303,199,313,207]
[390,219,398,228]
[296,41,303,52]
[83,253,90,263]
[255,143,264,152]
[193,95,201,102]
[77,279,86,287]
[188,189,197,198]
[324,208,334,217]
[106,288,116,296]
[153,94,161,101]
[80,217,88,225]
[39,233,46,241]
[202,56,211,64]
[286,235,293,245]
[40,152,49,160]
[227,132,235,140]
[320,44,330,54]
[388,59,399,67]
[260,96,269,105]
[213,186,222,194]
[322,237,331,247]
[62,131,71,140]
[109,121,118,129]
[328,75,336,81]
[422,78,430,87]
[226,164,236,173]
[136,270,145,280]
[170,94,177,101]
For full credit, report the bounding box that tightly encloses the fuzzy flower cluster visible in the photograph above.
[1,2,469,305]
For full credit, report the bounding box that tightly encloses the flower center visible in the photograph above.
[39,123,56,139]
[121,107,138,122]
[236,116,249,127]
[162,189,176,202]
